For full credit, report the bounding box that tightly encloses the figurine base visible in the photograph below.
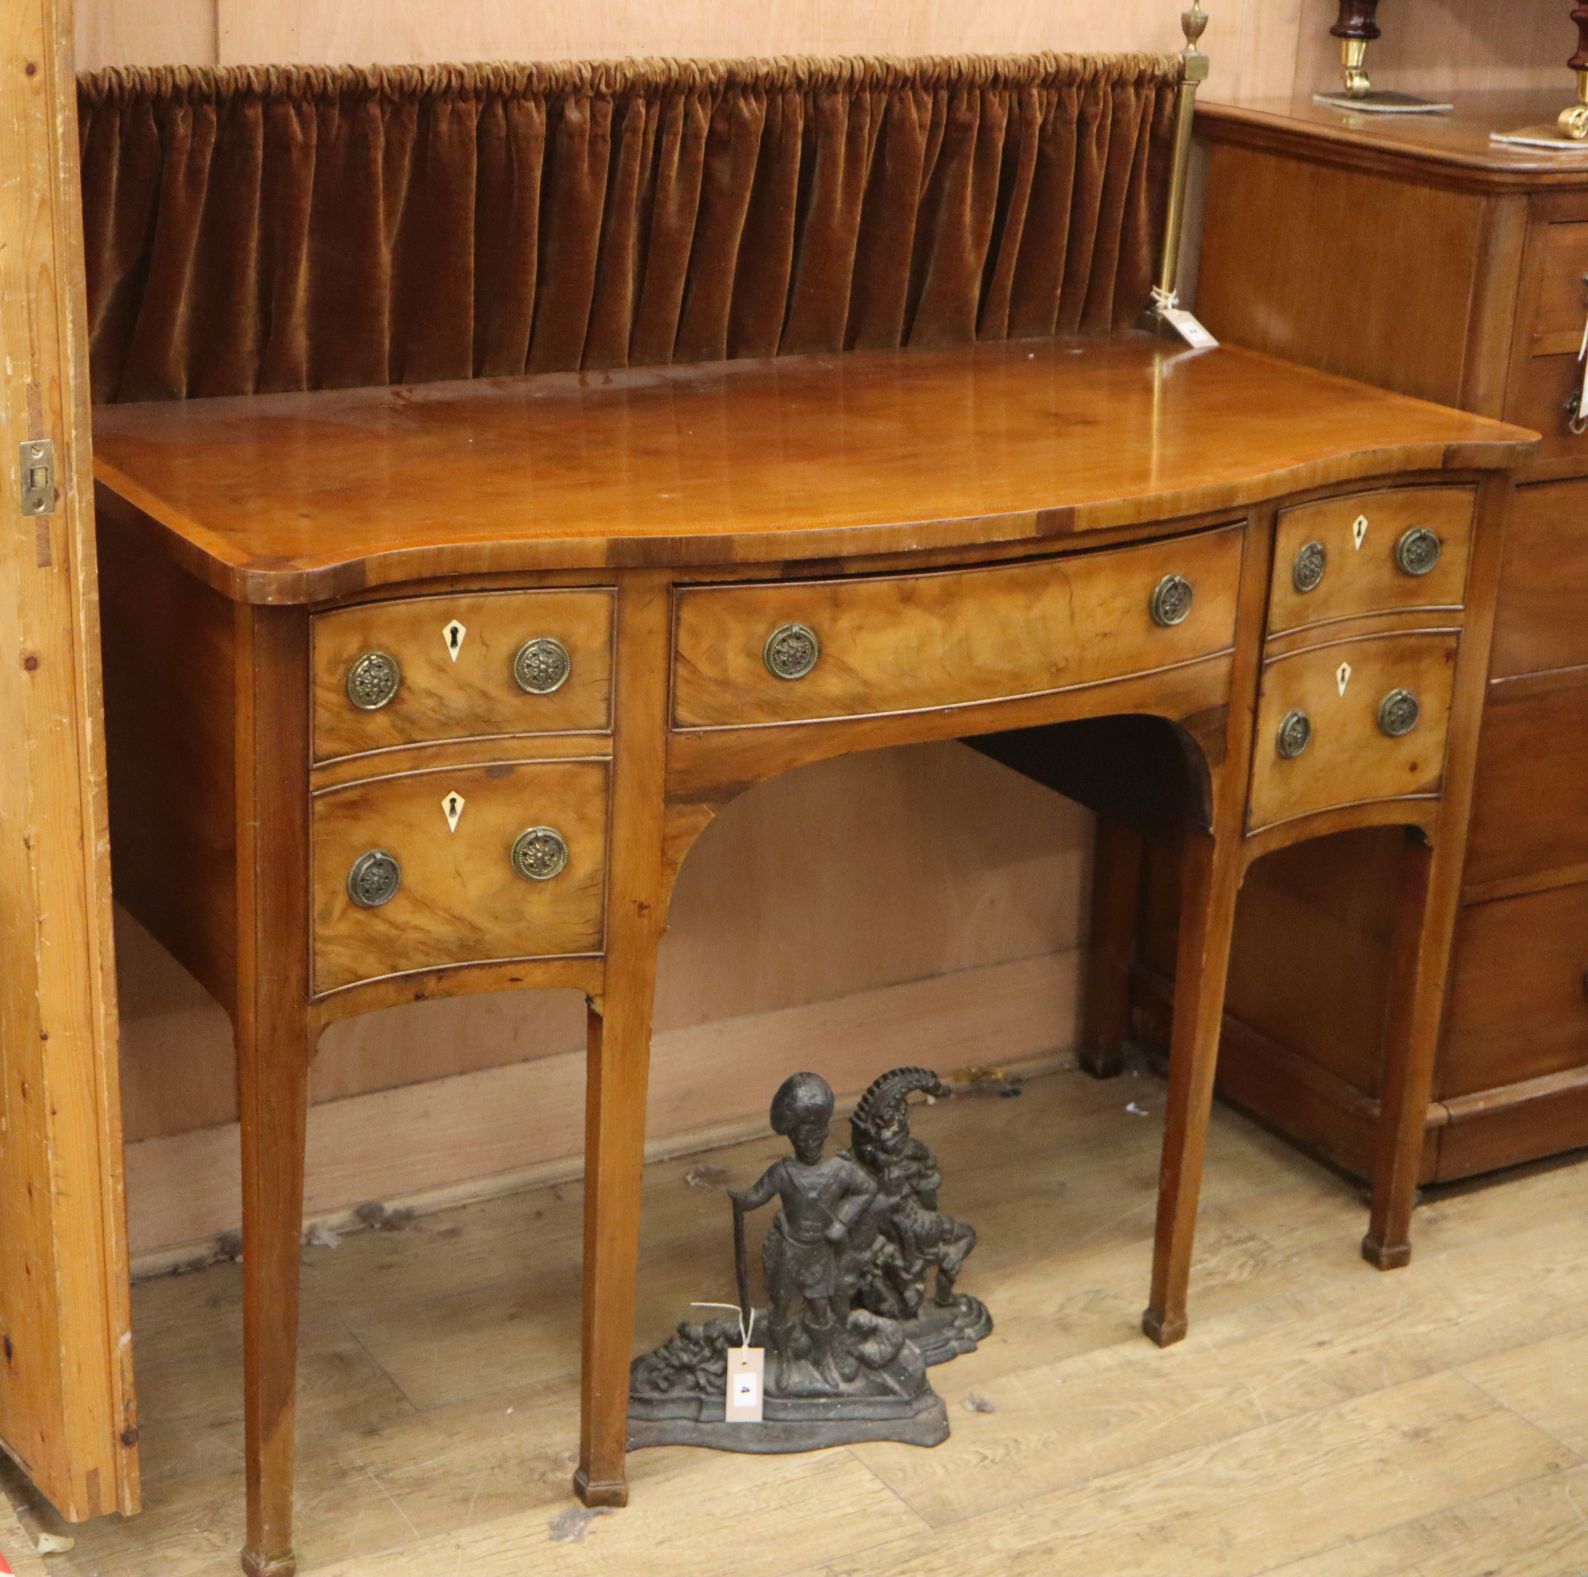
[1313,91,1452,115]
[628,1388,949,1454]
[906,1294,993,1366]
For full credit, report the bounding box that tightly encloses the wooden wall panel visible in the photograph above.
[76,0,1304,103]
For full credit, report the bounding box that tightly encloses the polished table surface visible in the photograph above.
[92,334,1531,600]
[89,331,1534,1577]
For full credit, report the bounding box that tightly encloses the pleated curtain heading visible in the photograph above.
[77,53,1181,404]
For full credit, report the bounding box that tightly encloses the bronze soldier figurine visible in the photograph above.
[729,1073,876,1389]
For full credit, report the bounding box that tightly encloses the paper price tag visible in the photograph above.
[1161,307,1219,351]
[726,1345,765,1423]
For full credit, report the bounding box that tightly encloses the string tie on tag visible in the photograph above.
[691,1301,755,1347]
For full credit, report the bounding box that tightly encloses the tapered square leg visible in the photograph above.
[1363,835,1445,1271]
[1143,826,1243,1347]
[1081,818,1146,1080]
[575,572,670,1507]
[237,1023,312,1577]
[575,988,656,1507]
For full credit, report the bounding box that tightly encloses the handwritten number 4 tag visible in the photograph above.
[693,1300,764,1424]
[727,1347,765,1423]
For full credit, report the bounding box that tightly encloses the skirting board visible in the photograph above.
[126,950,1082,1271]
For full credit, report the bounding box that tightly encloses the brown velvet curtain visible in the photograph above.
[77,54,1180,403]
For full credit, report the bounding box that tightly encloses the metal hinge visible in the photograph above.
[18,439,56,516]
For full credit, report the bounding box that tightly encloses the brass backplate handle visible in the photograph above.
[1276,710,1312,759]
[514,636,572,695]
[347,849,401,908]
[511,826,570,881]
[346,650,401,711]
[1292,540,1327,594]
[1378,689,1421,738]
[1149,574,1195,628]
[1394,527,1442,578]
[764,623,821,680]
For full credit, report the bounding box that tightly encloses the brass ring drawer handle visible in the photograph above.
[1378,689,1421,738]
[511,826,569,881]
[514,636,572,695]
[1292,540,1327,594]
[1276,709,1312,759]
[764,622,821,680]
[347,849,401,909]
[346,650,401,711]
[1149,574,1194,628]
[1394,528,1442,578]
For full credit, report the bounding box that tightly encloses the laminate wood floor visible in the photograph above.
[8,1064,1588,1577]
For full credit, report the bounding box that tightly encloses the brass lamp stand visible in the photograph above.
[1142,1,1209,337]
[1313,0,1452,114]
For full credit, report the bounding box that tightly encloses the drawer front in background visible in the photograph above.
[312,758,608,994]
[1268,486,1473,635]
[1247,631,1458,831]
[1527,221,1588,355]
[671,527,1242,730]
[1442,882,1588,1098]
[313,589,615,762]
[1491,479,1588,680]
[1467,677,1588,890]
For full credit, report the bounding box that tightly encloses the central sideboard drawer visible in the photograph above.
[312,589,615,762]
[1247,631,1458,831]
[671,527,1242,730]
[1268,486,1474,635]
[311,758,608,994]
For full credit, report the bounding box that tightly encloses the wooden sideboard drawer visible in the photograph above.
[1467,677,1588,890]
[1442,882,1588,1098]
[1492,478,1588,679]
[312,590,615,762]
[671,526,1242,730]
[1246,631,1458,831]
[311,758,608,994]
[1268,486,1473,635]
[1528,221,1588,354]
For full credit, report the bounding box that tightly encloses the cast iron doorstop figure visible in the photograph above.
[628,1067,991,1452]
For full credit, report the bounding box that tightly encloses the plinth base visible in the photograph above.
[629,1387,949,1454]
[1313,91,1452,115]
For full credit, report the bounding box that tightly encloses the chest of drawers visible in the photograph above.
[1136,92,1588,1187]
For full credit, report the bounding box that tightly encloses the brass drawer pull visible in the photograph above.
[1394,528,1442,578]
[1292,540,1327,595]
[514,636,572,695]
[346,650,401,711]
[1276,710,1312,759]
[1149,574,1194,628]
[347,850,401,909]
[511,825,569,881]
[1378,688,1421,738]
[764,623,821,680]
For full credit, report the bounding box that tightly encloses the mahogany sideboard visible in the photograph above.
[1130,93,1588,1188]
[89,335,1530,1576]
